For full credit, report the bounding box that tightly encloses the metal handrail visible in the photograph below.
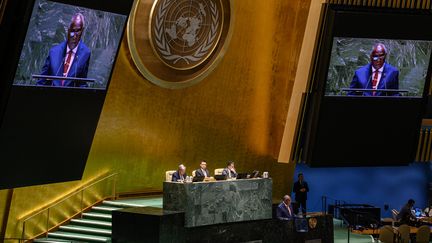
[21,173,118,241]
[321,195,348,216]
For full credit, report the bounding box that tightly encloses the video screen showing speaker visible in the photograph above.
[0,0,133,189]
[12,0,127,89]
[325,38,432,97]
[299,4,432,166]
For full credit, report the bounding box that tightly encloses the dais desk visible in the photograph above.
[163,178,272,227]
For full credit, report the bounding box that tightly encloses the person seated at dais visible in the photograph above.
[172,164,187,182]
[222,161,238,179]
[195,160,210,177]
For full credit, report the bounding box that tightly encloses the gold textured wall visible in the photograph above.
[1,0,313,239]
[85,0,311,194]
[279,0,326,162]
[0,190,9,239]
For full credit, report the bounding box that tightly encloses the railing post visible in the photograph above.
[21,221,26,243]
[321,196,324,213]
[112,174,117,200]
[80,190,84,218]
[45,208,50,237]
[325,196,327,214]
[322,196,327,214]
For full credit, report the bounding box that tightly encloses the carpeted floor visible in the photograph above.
[333,219,373,243]
[113,196,163,208]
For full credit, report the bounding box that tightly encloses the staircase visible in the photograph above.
[34,200,152,243]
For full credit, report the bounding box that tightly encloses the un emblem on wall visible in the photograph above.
[150,0,223,70]
[127,0,233,89]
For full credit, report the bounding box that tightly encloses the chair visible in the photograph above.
[424,207,430,217]
[192,170,196,177]
[391,209,401,226]
[165,170,176,181]
[381,217,394,226]
[396,224,410,243]
[392,209,399,221]
[415,225,430,243]
[214,168,224,175]
[378,225,395,243]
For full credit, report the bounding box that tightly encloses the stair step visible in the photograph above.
[92,206,120,212]
[102,200,145,208]
[48,231,110,242]
[34,238,73,243]
[59,225,111,236]
[83,212,112,221]
[70,218,112,228]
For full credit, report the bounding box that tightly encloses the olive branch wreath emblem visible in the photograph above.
[153,0,220,65]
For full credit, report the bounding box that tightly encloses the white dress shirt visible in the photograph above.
[284,202,292,216]
[201,169,207,177]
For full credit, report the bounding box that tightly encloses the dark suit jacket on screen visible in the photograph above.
[348,63,400,96]
[276,202,294,220]
[37,41,91,87]
[195,168,210,177]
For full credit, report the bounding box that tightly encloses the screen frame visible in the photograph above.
[0,0,133,121]
[318,6,432,100]
[10,0,129,91]
[324,37,432,98]
[299,4,432,167]
[0,0,134,189]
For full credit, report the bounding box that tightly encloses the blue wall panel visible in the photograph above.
[292,163,431,218]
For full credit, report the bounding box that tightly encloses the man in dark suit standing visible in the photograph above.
[293,173,309,215]
[276,195,294,220]
[194,160,210,177]
[37,13,91,87]
[348,43,400,96]
[171,164,187,182]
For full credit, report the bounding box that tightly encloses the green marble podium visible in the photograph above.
[163,178,272,227]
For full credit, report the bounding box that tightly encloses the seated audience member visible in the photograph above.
[222,161,238,179]
[424,205,432,217]
[276,195,294,220]
[397,199,417,226]
[195,160,210,177]
[172,164,187,182]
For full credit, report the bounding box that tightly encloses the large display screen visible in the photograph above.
[12,0,127,89]
[325,37,432,97]
[298,5,432,167]
[0,0,133,189]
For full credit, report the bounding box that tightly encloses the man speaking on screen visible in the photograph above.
[37,13,91,87]
[348,43,400,96]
